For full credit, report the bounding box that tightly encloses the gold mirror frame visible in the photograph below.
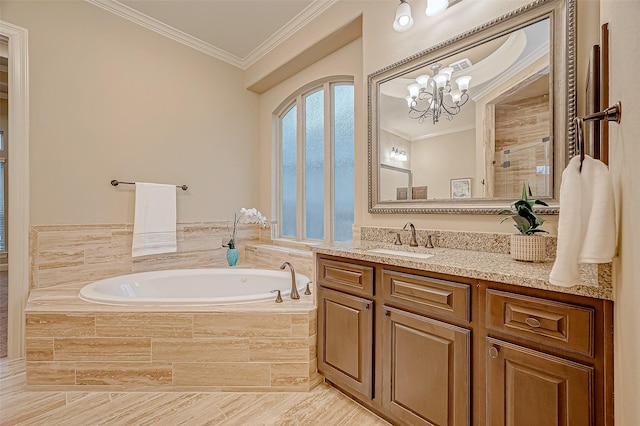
[368,0,574,214]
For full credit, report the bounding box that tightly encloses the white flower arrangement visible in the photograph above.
[223,207,268,249]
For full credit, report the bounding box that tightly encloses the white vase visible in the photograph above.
[510,234,546,262]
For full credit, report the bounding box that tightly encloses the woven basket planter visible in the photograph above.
[510,234,546,262]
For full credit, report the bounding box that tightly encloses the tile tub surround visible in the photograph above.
[314,240,612,300]
[25,286,319,392]
[29,222,263,290]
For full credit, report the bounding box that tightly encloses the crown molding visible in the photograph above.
[86,0,336,70]
[242,0,338,68]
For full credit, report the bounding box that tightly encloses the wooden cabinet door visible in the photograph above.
[486,337,594,426]
[381,306,471,426]
[317,286,374,398]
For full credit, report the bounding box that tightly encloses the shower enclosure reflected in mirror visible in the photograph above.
[368,0,574,214]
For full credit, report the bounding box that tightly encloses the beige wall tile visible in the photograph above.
[75,362,172,386]
[37,262,132,288]
[26,338,54,361]
[309,309,317,336]
[54,338,151,361]
[270,362,310,386]
[291,313,310,338]
[152,339,250,362]
[37,250,85,270]
[249,338,310,362]
[95,313,193,338]
[173,363,271,387]
[194,313,293,338]
[26,361,76,385]
[26,314,96,337]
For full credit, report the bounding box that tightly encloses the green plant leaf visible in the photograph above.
[512,215,531,234]
[528,228,549,234]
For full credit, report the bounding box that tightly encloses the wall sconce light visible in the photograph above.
[390,147,408,161]
[393,0,456,32]
[393,0,414,32]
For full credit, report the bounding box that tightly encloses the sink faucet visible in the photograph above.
[279,262,300,300]
[402,222,419,247]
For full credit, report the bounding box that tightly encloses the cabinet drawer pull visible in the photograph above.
[489,346,499,359]
[525,317,542,328]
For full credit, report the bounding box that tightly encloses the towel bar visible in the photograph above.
[111,180,188,191]
[574,101,621,171]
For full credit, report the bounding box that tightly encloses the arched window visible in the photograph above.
[275,78,354,243]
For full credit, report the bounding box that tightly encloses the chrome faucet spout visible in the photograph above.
[402,222,419,247]
[279,262,300,300]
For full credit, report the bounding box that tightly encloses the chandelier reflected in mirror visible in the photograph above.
[405,63,471,124]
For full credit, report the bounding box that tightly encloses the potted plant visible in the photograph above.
[499,183,548,262]
[223,207,267,266]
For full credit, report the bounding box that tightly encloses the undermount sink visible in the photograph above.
[366,248,435,259]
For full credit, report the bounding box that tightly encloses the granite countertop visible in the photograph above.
[314,241,613,300]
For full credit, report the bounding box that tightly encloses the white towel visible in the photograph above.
[132,182,177,258]
[549,156,616,287]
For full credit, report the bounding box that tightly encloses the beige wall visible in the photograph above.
[412,129,476,200]
[1,1,260,225]
[601,2,640,424]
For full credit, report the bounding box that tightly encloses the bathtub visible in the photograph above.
[79,268,310,305]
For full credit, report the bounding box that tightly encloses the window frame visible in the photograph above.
[274,76,354,244]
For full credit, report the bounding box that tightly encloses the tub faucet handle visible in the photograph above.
[305,281,313,295]
[271,289,283,303]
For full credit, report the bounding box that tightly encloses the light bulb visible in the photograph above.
[455,75,472,92]
[407,83,420,98]
[425,0,449,16]
[439,67,454,81]
[434,74,447,90]
[405,95,415,108]
[416,75,430,89]
[393,1,413,32]
[450,90,462,103]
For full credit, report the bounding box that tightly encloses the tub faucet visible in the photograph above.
[403,222,419,247]
[279,262,300,300]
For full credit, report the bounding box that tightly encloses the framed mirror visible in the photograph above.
[368,0,574,214]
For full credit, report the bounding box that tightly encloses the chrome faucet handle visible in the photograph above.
[271,289,283,303]
[425,233,441,248]
[304,281,313,295]
[389,231,403,245]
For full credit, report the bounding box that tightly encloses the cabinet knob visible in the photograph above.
[384,310,390,317]
[365,303,371,310]
[489,346,499,359]
[525,317,542,328]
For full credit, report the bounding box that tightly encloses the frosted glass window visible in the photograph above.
[281,106,297,237]
[304,90,324,240]
[333,85,355,241]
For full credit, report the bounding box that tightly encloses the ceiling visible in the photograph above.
[88,0,335,69]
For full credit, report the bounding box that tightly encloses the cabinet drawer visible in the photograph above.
[382,270,470,322]
[317,258,374,297]
[486,289,594,357]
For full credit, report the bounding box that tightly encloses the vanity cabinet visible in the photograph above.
[486,337,593,425]
[381,306,470,426]
[317,286,373,399]
[317,257,375,399]
[316,254,614,426]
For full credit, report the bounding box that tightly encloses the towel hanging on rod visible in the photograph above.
[111,179,188,191]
